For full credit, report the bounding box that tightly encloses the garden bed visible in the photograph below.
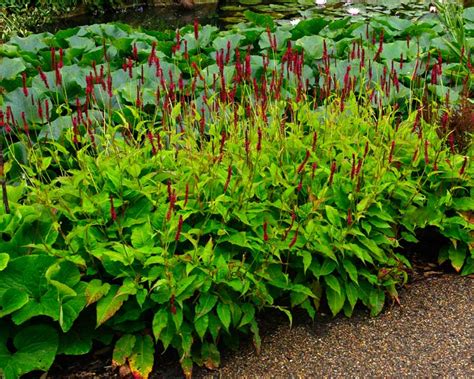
[0,4,473,378]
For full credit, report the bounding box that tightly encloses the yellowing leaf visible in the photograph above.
[129,335,155,379]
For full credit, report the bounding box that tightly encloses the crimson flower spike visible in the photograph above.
[347,208,352,226]
[328,161,337,186]
[297,150,311,174]
[310,131,318,152]
[256,127,262,151]
[175,215,183,241]
[424,140,429,164]
[184,184,189,207]
[263,221,269,242]
[21,72,28,97]
[109,195,117,222]
[389,140,395,163]
[297,177,303,193]
[459,157,468,175]
[194,18,199,40]
[288,227,299,248]
[224,165,232,193]
[311,162,318,179]
[148,41,157,66]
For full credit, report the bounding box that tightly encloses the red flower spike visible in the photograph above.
[347,208,352,226]
[424,140,429,164]
[448,133,455,153]
[311,162,318,179]
[263,221,269,242]
[297,150,310,174]
[312,131,318,152]
[328,161,336,186]
[257,128,262,151]
[21,112,29,136]
[459,157,468,175]
[297,177,303,193]
[194,18,199,40]
[224,165,232,193]
[133,43,138,60]
[21,72,28,97]
[389,141,395,163]
[59,48,64,68]
[175,215,183,241]
[184,184,189,207]
[109,195,117,222]
[288,227,299,248]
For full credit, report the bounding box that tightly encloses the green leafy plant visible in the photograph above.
[0,11,473,379]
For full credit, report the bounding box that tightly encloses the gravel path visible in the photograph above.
[196,274,474,378]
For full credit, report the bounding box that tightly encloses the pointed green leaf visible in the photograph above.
[343,259,358,284]
[216,303,231,331]
[85,279,111,306]
[324,274,341,295]
[129,335,155,379]
[96,285,128,327]
[112,334,136,366]
[152,308,169,341]
[195,293,218,319]
[194,314,209,340]
[448,245,466,272]
[326,285,345,316]
[369,288,385,316]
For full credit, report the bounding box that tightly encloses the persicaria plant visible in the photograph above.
[0,9,472,379]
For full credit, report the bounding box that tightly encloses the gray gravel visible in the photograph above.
[197,274,474,378]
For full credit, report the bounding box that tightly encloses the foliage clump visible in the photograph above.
[0,10,473,379]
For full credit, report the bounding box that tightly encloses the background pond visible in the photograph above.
[48,0,473,32]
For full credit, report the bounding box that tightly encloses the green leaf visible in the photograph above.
[345,243,374,264]
[295,35,325,59]
[460,256,473,276]
[129,335,155,379]
[0,57,26,81]
[324,274,341,295]
[194,314,209,340]
[312,258,337,278]
[368,288,385,316]
[448,245,466,272]
[208,313,221,342]
[152,308,169,341]
[112,334,136,366]
[243,10,275,29]
[96,285,129,327]
[274,305,293,328]
[238,303,255,328]
[0,324,58,377]
[0,288,29,317]
[325,205,342,227]
[216,303,231,331]
[195,293,218,319]
[85,279,111,306]
[300,251,312,274]
[0,253,9,271]
[57,321,94,356]
[175,275,198,301]
[326,284,345,316]
[345,282,358,309]
[291,18,329,39]
[343,259,358,284]
[201,342,220,370]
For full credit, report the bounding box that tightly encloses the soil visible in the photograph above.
[47,270,474,378]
